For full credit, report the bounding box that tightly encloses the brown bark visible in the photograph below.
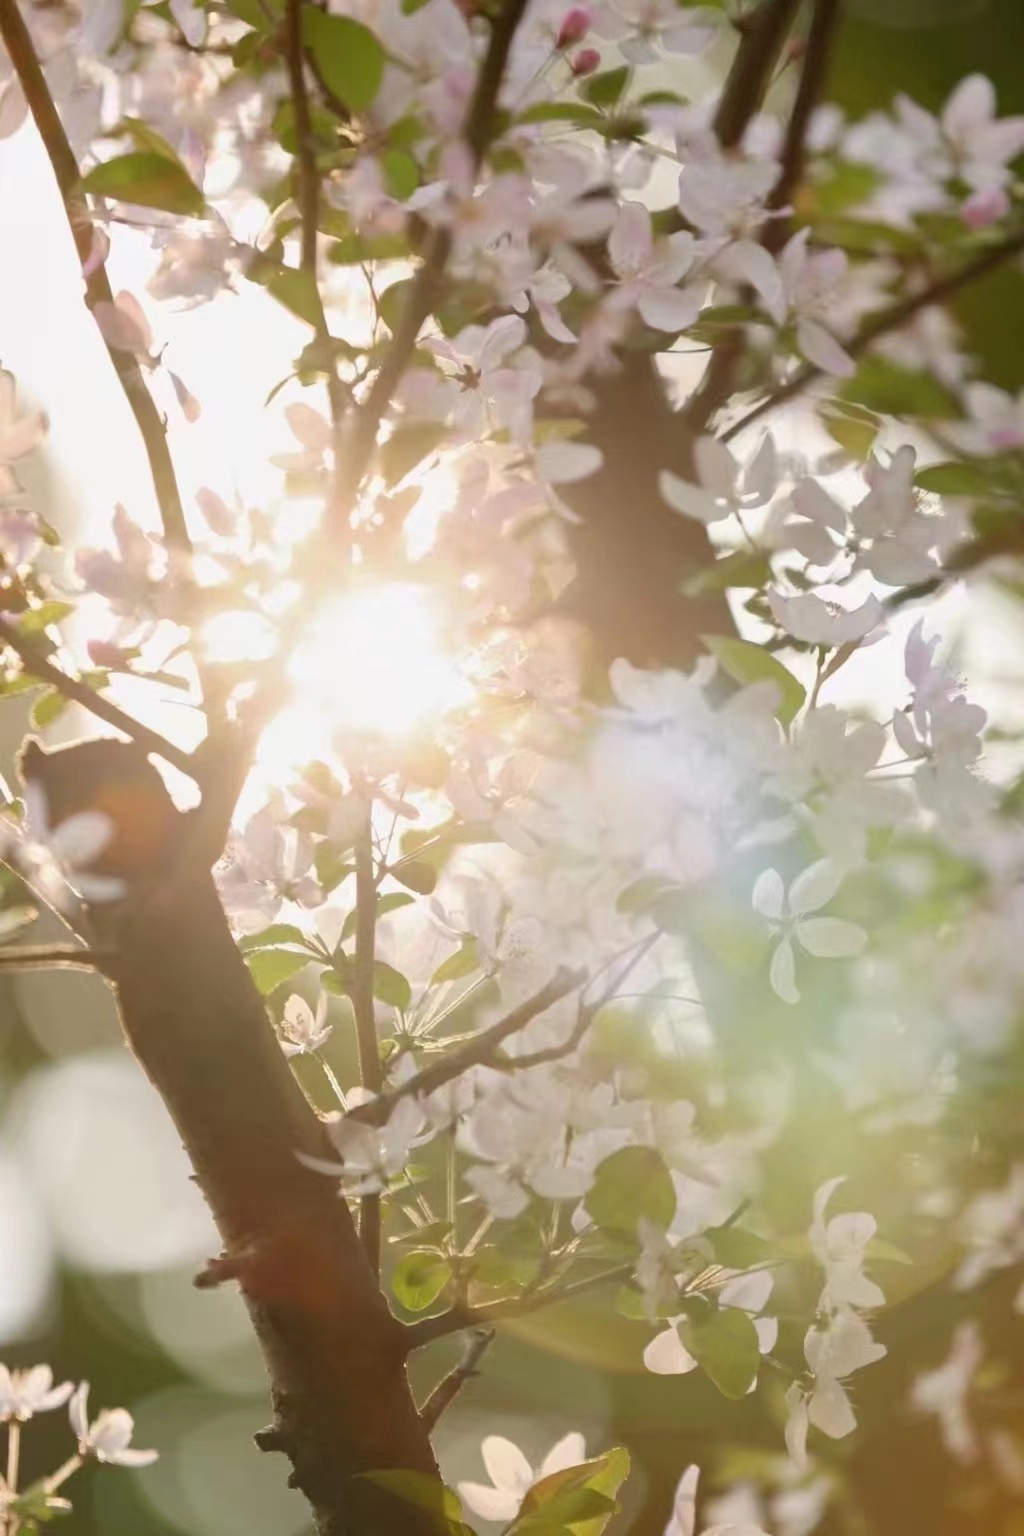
[21,740,438,1536]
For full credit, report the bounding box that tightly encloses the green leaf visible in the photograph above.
[841,357,961,420]
[315,848,355,893]
[239,923,313,954]
[113,116,190,168]
[430,937,480,985]
[247,947,309,995]
[342,892,414,941]
[513,1448,630,1536]
[865,1237,914,1266]
[702,635,806,726]
[263,264,322,327]
[706,1225,774,1269]
[30,688,70,730]
[379,276,417,335]
[380,424,446,487]
[302,10,384,112]
[585,1146,676,1237]
[679,1305,761,1399]
[357,1470,472,1534]
[391,1249,452,1310]
[81,153,205,216]
[819,402,881,461]
[223,0,281,27]
[681,550,771,597]
[810,214,921,256]
[373,960,412,1010]
[616,875,679,916]
[916,461,994,496]
[469,1245,540,1290]
[517,101,605,127]
[379,148,419,201]
[329,230,411,265]
[390,860,439,895]
[17,600,76,635]
[580,65,630,108]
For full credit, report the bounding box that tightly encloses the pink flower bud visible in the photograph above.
[571,46,601,75]
[557,6,591,48]
[960,186,1009,232]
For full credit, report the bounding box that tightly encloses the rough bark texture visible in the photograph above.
[20,739,438,1536]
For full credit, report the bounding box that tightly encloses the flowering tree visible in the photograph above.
[1,0,1023,1533]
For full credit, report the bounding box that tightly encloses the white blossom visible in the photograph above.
[644,1269,777,1385]
[0,369,48,497]
[660,435,779,526]
[69,1384,158,1467]
[663,1464,770,1536]
[768,589,883,647]
[809,1177,885,1313]
[785,1312,886,1467]
[279,993,333,1058]
[458,1431,586,1522]
[0,1364,73,1422]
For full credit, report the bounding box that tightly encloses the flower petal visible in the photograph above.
[644,1326,699,1375]
[796,916,867,959]
[637,284,702,333]
[751,867,785,920]
[658,471,725,524]
[788,858,842,917]
[457,1480,521,1522]
[481,1434,533,1493]
[770,938,799,1005]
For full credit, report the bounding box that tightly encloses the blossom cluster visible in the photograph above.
[3,0,1024,1529]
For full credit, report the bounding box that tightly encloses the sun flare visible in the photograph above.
[243,581,471,785]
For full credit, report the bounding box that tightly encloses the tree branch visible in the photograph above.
[347,967,587,1129]
[681,0,820,435]
[330,0,532,522]
[406,1263,636,1349]
[0,944,108,973]
[49,741,442,1536]
[721,225,1024,443]
[764,0,843,242]
[0,0,190,555]
[713,0,803,150]
[418,1328,495,1432]
[0,615,199,781]
[504,934,659,1072]
[283,0,352,558]
[352,796,383,1272]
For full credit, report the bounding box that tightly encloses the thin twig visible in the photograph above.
[764,0,843,244]
[722,225,1024,442]
[347,967,586,1128]
[330,0,532,521]
[405,1262,635,1349]
[505,933,659,1072]
[0,944,109,973]
[353,796,383,1272]
[714,0,802,149]
[418,1329,495,1431]
[0,0,190,555]
[681,0,803,434]
[0,616,199,780]
[283,0,351,557]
